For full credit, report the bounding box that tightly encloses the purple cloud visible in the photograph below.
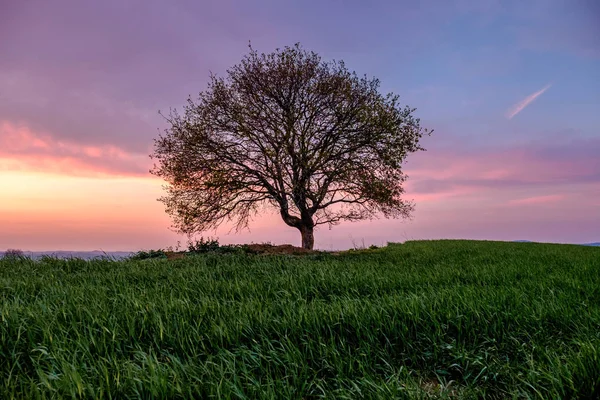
[406,134,600,194]
[0,0,276,152]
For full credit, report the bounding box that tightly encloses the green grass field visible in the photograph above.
[1,240,599,399]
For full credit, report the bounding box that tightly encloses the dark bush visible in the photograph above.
[129,249,168,260]
[187,237,221,254]
[2,249,27,260]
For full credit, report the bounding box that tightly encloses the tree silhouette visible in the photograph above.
[151,43,431,249]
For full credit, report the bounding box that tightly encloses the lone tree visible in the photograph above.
[151,44,431,250]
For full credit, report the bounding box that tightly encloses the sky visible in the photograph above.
[1,0,599,251]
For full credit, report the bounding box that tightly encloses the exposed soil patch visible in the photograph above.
[244,244,321,255]
[165,252,186,260]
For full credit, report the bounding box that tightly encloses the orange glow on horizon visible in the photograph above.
[0,169,290,251]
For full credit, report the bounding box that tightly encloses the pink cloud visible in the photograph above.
[0,121,150,177]
[405,135,600,194]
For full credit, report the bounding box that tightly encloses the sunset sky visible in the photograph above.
[1,0,599,251]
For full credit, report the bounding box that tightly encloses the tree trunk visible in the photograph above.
[299,225,314,250]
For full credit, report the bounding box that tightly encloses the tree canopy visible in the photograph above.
[151,43,431,249]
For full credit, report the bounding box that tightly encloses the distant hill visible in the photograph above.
[0,251,133,260]
[583,243,600,247]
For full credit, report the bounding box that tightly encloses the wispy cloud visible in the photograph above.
[508,194,565,206]
[505,83,552,119]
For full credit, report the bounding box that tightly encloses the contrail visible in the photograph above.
[506,83,552,119]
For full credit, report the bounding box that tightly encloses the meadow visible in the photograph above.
[1,240,599,399]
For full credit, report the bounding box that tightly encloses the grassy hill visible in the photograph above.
[1,240,599,399]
